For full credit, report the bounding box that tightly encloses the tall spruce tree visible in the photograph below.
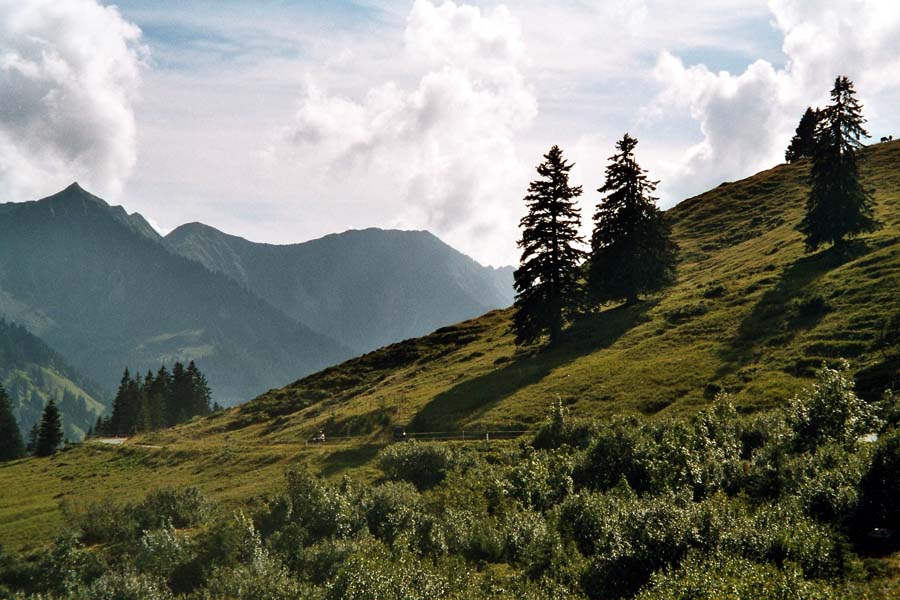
[800,76,879,251]
[0,383,25,461]
[513,145,586,345]
[35,398,63,457]
[186,361,212,417]
[785,107,819,163]
[589,133,678,305]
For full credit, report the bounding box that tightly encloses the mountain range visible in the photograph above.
[0,184,514,426]
[165,223,513,353]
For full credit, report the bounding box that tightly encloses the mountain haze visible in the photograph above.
[165,224,514,353]
[0,184,352,406]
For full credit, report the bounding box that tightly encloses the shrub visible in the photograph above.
[134,487,210,531]
[788,361,879,451]
[285,471,365,539]
[377,442,455,490]
[532,400,597,449]
[324,540,453,600]
[856,429,900,531]
[80,569,173,600]
[502,448,574,511]
[364,481,423,548]
[200,545,309,600]
[66,497,136,544]
[634,553,834,600]
[136,522,188,580]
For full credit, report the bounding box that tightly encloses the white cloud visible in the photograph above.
[648,0,900,203]
[0,0,145,201]
[276,0,537,265]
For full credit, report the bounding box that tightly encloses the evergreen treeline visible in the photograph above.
[94,361,213,436]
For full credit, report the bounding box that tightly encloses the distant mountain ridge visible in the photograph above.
[0,183,514,412]
[165,223,514,353]
[0,183,352,407]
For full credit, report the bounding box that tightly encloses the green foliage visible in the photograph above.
[589,133,678,305]
[785,107,820,163]
[98,362,212,436]
[635,553,834,600]
[0,383,25,461]
[514,145,586,345]
[856,429,900,531]
[787,361,878,451]
[533,399,597,449]
[800,76,879,250]
[35,398,64,457]
[66,488,210,545]
[4,366,900,598]
[377,442,456,490]
[284,470,366,539]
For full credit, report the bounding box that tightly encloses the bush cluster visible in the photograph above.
[2,364,899,599]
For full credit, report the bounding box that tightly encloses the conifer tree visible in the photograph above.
[170,362,189,425]
[0,383,25,461]
[513,145,586,345]
[186,361,212,417]
[785,107,819,163]
[35,399,64,457]
[800,76,880,251]
[27,422,39,453]
[589,133,678,305]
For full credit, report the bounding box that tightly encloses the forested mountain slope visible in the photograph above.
[0,319,105,441]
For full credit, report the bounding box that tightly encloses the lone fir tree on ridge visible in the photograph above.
[800,75,879,251]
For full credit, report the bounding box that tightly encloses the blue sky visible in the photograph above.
[2,1,900,265]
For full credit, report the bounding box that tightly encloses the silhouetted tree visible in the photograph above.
[0,383,25,461]
[513,145,586,345]
[589,133,678,305]
[785,107,820,163]
[800,76,879,251]
[35,399,63,457]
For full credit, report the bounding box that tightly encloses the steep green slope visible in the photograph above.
[165,224,514,354]
[0,319,106,441]
[226,139,900,433]
[0,183,353,406]
[3,142,900,550]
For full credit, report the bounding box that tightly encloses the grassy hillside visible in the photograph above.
[3,141,900,550]
[220,139,900,433]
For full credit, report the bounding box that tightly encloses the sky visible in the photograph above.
[2,1,900,266]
